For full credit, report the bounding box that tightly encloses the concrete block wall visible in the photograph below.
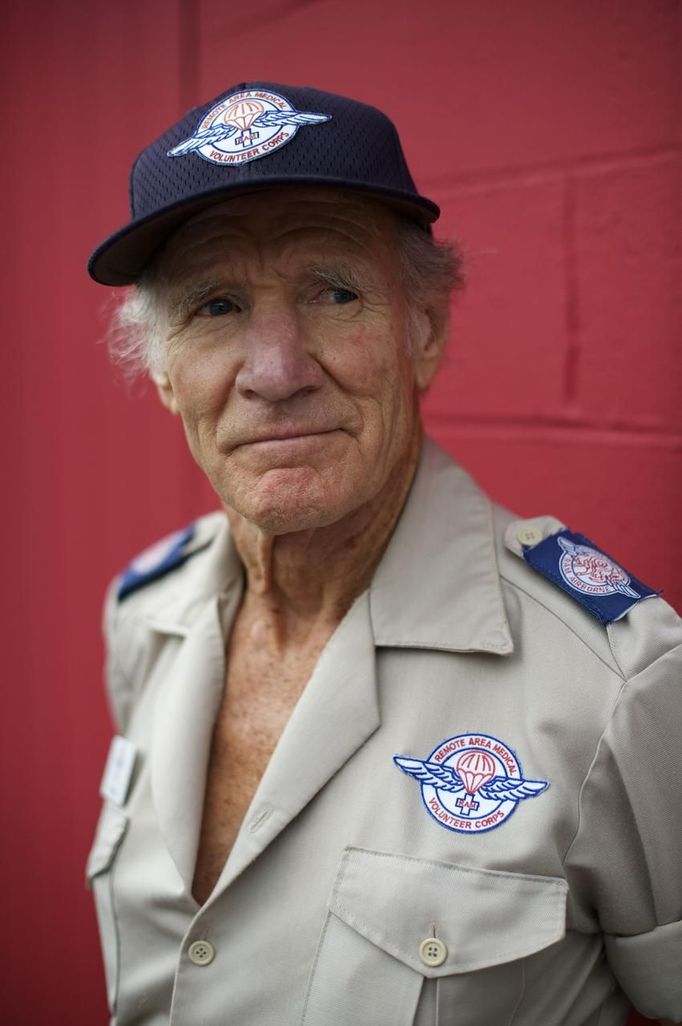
[2,1,679,1023]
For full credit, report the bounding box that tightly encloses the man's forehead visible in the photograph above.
[161,188,397,258]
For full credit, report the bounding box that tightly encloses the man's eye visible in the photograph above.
[318,288,358,305]
[196,298,239,317]
[331,289,357,304]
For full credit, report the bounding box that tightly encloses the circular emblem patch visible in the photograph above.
[394,733,549,835]
[167,88,331,166]
[557,537,639,598]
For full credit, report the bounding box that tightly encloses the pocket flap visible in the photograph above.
[86,804,129,883]
[330,847,567,976]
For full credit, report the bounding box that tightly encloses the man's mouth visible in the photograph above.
[243,428,339,445]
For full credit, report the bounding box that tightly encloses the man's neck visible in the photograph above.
[225,432,422,647]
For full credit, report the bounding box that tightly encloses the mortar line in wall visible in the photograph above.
[178,0,200,108]
[561,174,580,406]
[424,415,682,448]
[425,408,675,432]
[422,145,681,195]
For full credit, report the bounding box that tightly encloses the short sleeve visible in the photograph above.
[564,642,682,1020]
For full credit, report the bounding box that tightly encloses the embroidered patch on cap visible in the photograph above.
[118,523,195,600]
[394,733,548,835]
[522,529,658,625]
[167,88,331,166]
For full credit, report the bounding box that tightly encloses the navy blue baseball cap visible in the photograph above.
[88,81,440,286]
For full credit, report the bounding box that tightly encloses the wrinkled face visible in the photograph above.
[155,189,442,534]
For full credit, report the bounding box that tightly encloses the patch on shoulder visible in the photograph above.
[118,523,196,601]
[518,525,659,626]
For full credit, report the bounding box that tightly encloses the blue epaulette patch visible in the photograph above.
[522,529,658,626]
[118,523,196,601]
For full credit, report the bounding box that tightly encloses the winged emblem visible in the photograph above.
[393,756,548,802]
[168,92,331,161]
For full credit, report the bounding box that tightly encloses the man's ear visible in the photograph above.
[413,302,450,391]
[152,372,179,415]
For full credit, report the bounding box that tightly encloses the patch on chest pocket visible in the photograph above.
[394,732,549,834]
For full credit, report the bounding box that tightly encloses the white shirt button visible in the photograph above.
[419,937,447,967]
[188,940,215,966]
[516,524,544,547]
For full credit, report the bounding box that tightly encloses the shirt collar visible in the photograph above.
[140,439,513,656]
[135,512,242,635]
[369,438,513,655]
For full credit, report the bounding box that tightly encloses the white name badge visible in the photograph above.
[100,735,137,806]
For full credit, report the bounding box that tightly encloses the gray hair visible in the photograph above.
[106,217,464,379]
[395,219,464,356]
[107,264,167,379]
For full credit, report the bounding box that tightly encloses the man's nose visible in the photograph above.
[235,303,324,402]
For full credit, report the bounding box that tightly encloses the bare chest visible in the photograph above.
[191,626,328,904]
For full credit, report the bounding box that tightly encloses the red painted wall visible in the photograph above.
[2,2,679,1023]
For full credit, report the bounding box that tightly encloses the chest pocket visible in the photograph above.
[302,847,568,1026]
[86,804,129,1016]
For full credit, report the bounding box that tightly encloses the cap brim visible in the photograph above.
[88,178,439,286]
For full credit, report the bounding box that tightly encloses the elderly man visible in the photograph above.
[87,83,682,1026]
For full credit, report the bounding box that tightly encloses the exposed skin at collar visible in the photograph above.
[153,188,448,645]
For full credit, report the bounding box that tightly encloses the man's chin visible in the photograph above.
[222,467,355,536]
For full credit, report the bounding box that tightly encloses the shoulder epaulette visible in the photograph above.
[117,523,197,601]
[505,519,659,626]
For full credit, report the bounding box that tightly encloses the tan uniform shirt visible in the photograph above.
[88,439,682,1025]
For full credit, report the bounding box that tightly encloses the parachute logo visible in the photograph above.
[394,733,549,835]
[557,535,640,599]
[167,88,331,166]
